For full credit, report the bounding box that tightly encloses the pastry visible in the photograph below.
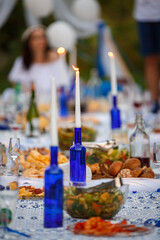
[100,163,109,175]
[123,158,141,170]
[140,167,155,178]
[109,161,123,177]
[131,168,143,177]
[89,163,100,174]
[117,169,133,178]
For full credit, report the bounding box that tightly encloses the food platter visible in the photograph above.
[67,219,154,237]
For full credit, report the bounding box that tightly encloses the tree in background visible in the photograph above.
[0,0,144,93]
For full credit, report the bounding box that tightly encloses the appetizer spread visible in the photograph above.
[19,185,44,199]
[86,147,128,165]
[19,148,68,178]
[68,217,152,236]
[88,158,155,179]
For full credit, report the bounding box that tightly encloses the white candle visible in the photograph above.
[69,45,77,69]
[73,66,81,128]
[108,52,117,96]
[50,77,58,146]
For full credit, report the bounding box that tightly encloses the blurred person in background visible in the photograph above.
[8,25,71,104]
[134,0,160,113]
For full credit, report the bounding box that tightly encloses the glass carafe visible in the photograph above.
[129,113,150,167]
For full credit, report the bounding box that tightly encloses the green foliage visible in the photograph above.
[0,0,145,93]
[0,0,25,93]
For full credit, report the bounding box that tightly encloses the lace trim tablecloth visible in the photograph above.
[12,191,160,240]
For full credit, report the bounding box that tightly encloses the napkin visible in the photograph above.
[59,162,92,182]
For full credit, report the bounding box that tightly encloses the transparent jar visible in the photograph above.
[129,113,150,167]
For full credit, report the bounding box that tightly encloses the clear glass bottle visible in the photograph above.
[129,113,150,167]
[14,82,23,112]
[25,82,39,137]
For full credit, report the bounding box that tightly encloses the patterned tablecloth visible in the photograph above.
[12,191,160,240]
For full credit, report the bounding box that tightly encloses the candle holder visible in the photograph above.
[70,128,86,185]
[44,146,63,228]
[111,95,121,129]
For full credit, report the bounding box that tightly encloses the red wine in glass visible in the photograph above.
[134,156,150,167]
[133,101,142,109]
[9,123,21,136]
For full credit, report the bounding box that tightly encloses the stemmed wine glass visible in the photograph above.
[8,138,21,176]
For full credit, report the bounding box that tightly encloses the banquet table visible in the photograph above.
[1,112,160,239]
[12,191,160,240]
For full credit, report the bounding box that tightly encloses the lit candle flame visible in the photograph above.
[72,65,79,71]
[108,52,114,58]
[57,47,66,55]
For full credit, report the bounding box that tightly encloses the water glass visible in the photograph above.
[0,174,18,239]
[153,142,160,166]
[8,138,21,176]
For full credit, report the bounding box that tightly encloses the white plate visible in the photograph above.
[122,178,160,193]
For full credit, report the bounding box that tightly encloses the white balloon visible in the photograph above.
[47,21,76,51]
[24,0,53,18]
[72,0,101,21]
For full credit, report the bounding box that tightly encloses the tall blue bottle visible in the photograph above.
[44,146,63,228]
[59,86,68,117]
[70,128,86,183]
[111,96,121,129]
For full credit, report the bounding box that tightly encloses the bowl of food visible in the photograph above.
[64,181,128,219]
[58,125,97,150]
[86,146,128,166]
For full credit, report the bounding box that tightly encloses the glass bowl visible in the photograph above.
[64,181,128,219]
[86,145,129,166]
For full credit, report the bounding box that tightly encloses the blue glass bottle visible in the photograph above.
[59,86,68,117]
[44,146,63,228]
[70,128,86,184]
[111,96,121,129]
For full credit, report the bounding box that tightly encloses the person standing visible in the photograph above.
[134,0,160,113]
[9,25,71,104]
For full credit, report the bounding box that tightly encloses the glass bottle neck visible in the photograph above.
[75,128,81,144]
[31,90,35,100]
[136,120,145,131]
[50,146,58,166]
[112,95,117,108]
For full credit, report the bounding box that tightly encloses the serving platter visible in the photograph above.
[67,221,154,237]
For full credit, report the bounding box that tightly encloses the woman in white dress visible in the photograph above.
[9,25,71,104]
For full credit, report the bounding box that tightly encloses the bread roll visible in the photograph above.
[123,158,141,170]
[109,161,123,177]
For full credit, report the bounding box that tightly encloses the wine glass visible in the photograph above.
[0,143,2,166]
[8,138,21,176]
[153,142,160,167]
[0,173,19,239]
[9,122,21,137]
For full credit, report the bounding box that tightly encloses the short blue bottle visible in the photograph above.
[70,128,86,184]
[111,96,121,129]
[44,146,63,228]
